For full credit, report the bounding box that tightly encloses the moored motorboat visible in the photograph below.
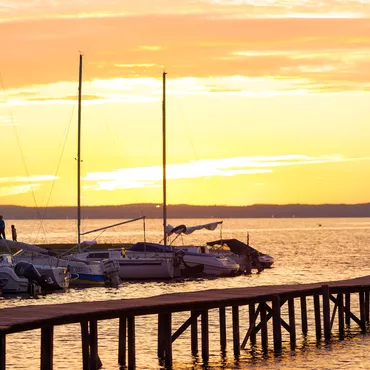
[127,242,239,277]
[0,253,44,296]
[72,249,174,280]
[2,239,106,287]
[207,238,274,272]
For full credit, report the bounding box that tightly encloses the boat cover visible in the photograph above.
[0,239,57,257]
[206,239,261,256]
[165,221,223,236]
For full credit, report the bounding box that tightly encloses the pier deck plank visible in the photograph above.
[1,275,370,335]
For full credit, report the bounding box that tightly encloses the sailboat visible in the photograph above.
[70,62,174,280]
[126,72,240,277]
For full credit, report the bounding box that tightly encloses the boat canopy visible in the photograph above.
[206,239,261,256]
[130,242,173,254]
[165,221,223,236]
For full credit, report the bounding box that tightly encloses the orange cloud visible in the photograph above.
[1,15,370,93]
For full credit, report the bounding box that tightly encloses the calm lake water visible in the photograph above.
[2,217,370,369]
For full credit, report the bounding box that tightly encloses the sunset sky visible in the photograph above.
[1,0,370,207]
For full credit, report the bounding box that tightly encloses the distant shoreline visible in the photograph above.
[1,203,370,219]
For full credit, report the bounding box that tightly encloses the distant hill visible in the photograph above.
[1,203,370,219]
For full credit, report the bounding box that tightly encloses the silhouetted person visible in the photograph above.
[0,215,5,239]
[11,225,17,242]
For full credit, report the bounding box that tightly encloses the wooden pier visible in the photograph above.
[2,275,370,369]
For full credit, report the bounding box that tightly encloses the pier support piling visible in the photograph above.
[0,332,5,370]
[300,296,308,336]
[322,285,331,340]
[314,295,321,340]
[201,310,209,362]
[288,298,296,348]
[191,311,198,356]
[219,306,226,352]
[118,317,126,367]
[338,293,344,338]
[127,317,136,369]
[90,320,99,370]
[260,302,268,350]
[81,321,90,370]
[359,290,366,333]
[272,295,282,353]
[345,293,351,326]
[249,304,257,345]
[365,291,370,323]
[232,306,240,357]
[41,326,54,370]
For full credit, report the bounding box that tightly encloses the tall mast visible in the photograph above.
[77,53,83,245]
[162,71,167,246]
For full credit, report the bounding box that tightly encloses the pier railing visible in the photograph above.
[1,275,370,369]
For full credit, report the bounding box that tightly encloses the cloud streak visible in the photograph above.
[83,154,370,191]
[0,175,58,197]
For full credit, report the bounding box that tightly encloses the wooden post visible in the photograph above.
[232,306,240,357]
[80,321,90,370]
[314,295,321,340]
[260,302,268,350]
[359,290,366,333]
[300,296,308,336]
[118,317,126,367]
[322,285,331,340]
[337,293,344,338]
[0,332,5,370]
[191,311,198,355]
[160,313,172,368]
[90,320,98,370]
[201,310,209,362]
[219,306,226,352]
[127,317,136,369]
[288,298,296,348]
[157,314,164,359]
[365,291,370,323]
[345,293,351,326]
[249,303,256,344]
[41,326,54,370]
[272,295,282,353]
